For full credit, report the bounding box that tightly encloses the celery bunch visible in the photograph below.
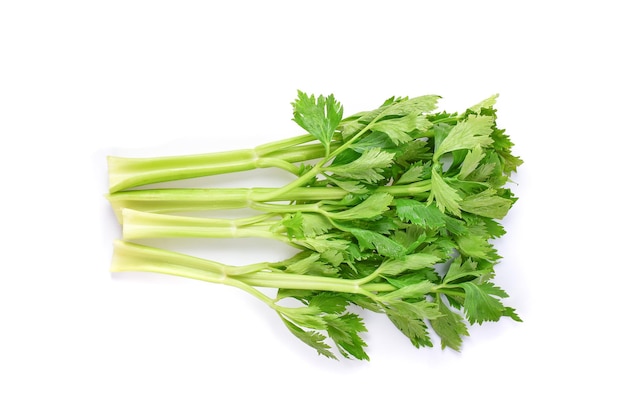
[107,91,522,360]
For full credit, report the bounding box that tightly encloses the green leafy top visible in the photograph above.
[292,91,344,156]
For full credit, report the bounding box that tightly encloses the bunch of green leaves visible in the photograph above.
[107,91,522,360]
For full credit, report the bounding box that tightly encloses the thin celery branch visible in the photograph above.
[248,201,321,214]
[256,157,300,175]
[253,134,314,156]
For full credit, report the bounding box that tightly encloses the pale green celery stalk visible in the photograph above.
[111,239,278,309]
[121,209,287,241]
[107,181,432,221]
[111,240,396,296]
[107,135,339,193]
[106,186,350,221]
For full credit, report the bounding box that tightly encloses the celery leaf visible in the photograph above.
[434,114,494,161]
[292,91,343,156]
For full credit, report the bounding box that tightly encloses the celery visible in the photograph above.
[106,91,522,360]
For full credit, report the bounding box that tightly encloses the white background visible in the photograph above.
[1,1,624,416]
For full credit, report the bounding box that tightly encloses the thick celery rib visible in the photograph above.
[106,187,350,220]
[121,209,283,241]
[107,148,259,193]
[107,135,336,193]
[106,181,431,221]
[110,240,385,296]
